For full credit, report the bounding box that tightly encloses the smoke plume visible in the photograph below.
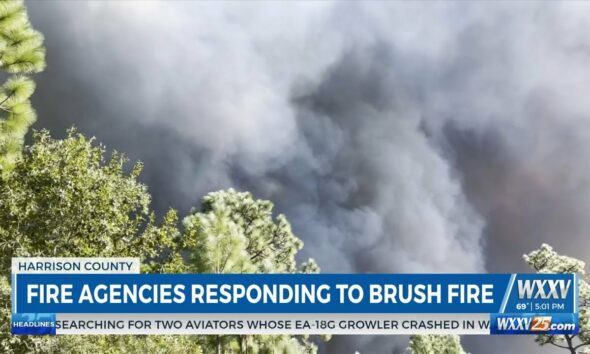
[27,1,590,353]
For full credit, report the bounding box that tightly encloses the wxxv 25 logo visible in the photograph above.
[491,314,578,334]
[491,278,578,335]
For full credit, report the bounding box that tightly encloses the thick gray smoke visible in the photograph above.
[27,1,590,353]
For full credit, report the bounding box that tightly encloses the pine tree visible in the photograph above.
[183,189,317,274]
[0,0,45,172]
[182,189,320,354]
[524,244,590,353]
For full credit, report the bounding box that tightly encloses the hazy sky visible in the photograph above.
[27,1,590,353]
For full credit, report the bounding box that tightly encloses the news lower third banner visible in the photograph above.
[11,258,579,336]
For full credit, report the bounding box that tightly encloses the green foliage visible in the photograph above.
[524,244,590,353]
[0,130,192,353]
[0,0,45,74]
[182,189,320,353]
[0,0,45,172]
[185,189,313,274]
[184,206,256,274]
[407,335,467,354]
[183,189,318,274]
[0,132,320,353]
[0,129,180,274]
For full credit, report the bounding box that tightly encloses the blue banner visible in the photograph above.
[13,273,577,314]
